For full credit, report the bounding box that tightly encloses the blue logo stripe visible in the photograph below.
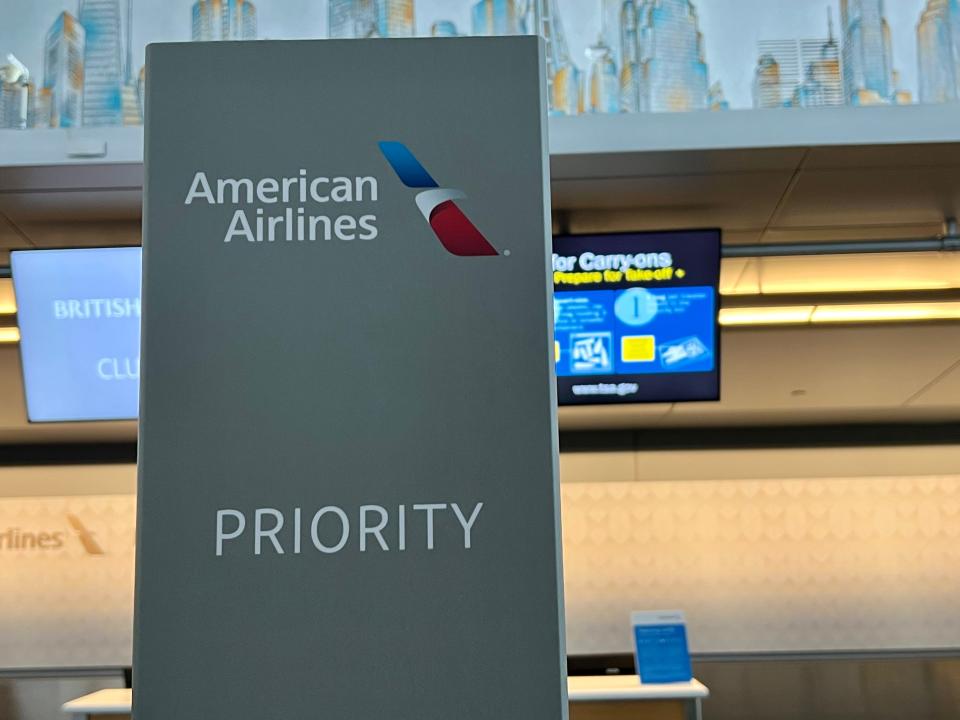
[378,141,439,189]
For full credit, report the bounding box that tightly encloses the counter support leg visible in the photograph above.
[683,698,703,720]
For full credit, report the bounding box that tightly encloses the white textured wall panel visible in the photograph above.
[561,476,960,654]
[3,470,960,667]
[0,494,135,668]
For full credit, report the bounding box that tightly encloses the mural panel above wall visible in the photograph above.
[0,0,957,131]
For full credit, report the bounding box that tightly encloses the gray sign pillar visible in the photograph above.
[135,37,566,720]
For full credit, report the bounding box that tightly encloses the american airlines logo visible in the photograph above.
[379,141,500,257]
[0,514,104,555]
[182,141,501,256]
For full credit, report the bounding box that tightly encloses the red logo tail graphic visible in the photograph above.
[429,201,499,257]
[379,141,500,257]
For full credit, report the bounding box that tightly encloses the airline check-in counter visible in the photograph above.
[63,678,710,720]
[62,690,130,720]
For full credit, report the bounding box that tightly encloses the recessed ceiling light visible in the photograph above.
[720,301,960,327]
[0,327,20,344]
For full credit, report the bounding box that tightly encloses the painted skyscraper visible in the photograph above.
[193,0,213,39]
[840,0,896,104]
[329,0,377,39]
[917,0,960,103]
[707,81,728,110]
[431,21,459,37]
[377,0,414,38]
[192,0,257,42]
[121,0,140,124]
[795,33,843,108]
[637,0,710,112]
[753,54,782,108]
[124,0,133,84]
[587,35,618,113]
[329,0,354,37]
[79,0,123,126]
[755,15,842,110]
[0,82,30,129]
[471,0,528,36]
[138,66,146,119]
[537,0,583,115]
[43,11,85,128]
[228,1,258,40]
[597,0,626,57]
[619,0,641,112]
[31,87,54,128]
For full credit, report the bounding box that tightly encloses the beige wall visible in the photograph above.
[0,491,135,668]
[559,445,960,655]
[2,448,959,668]
[0,465,136,668]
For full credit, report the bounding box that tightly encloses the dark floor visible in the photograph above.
[0,670,125,720]
[694,656,960,720]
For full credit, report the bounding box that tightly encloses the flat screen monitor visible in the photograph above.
[553,230,721,406]
[11,247,142,422]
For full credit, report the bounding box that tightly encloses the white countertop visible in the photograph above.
[62,689,131,714]
[62,676,708,713]
[568,675,709,701]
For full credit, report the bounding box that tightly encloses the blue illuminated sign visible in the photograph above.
[553,230,721,405]
[11,248,142,422]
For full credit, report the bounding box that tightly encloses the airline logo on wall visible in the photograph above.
[0,493,135,669]
[0,514,105,555]
[379,141,499,257]
[182,141,500,256]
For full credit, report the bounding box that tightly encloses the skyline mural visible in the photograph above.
[0,0,957,130]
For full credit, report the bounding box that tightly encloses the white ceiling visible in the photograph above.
[0,163,142,264]
[2,141,956,263]
[0,108,958,439]
[552,142,960,247]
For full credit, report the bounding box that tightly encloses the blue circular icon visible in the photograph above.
[614,288,658,326]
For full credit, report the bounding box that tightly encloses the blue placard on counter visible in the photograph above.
[631,610,693,684]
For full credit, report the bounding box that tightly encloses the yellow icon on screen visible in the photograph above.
[555,340,561,363]
[621,335,656,362]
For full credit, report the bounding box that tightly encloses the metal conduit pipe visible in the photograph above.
[724,218,960,258]
[1,228,958,278]
[723,234,960,258]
